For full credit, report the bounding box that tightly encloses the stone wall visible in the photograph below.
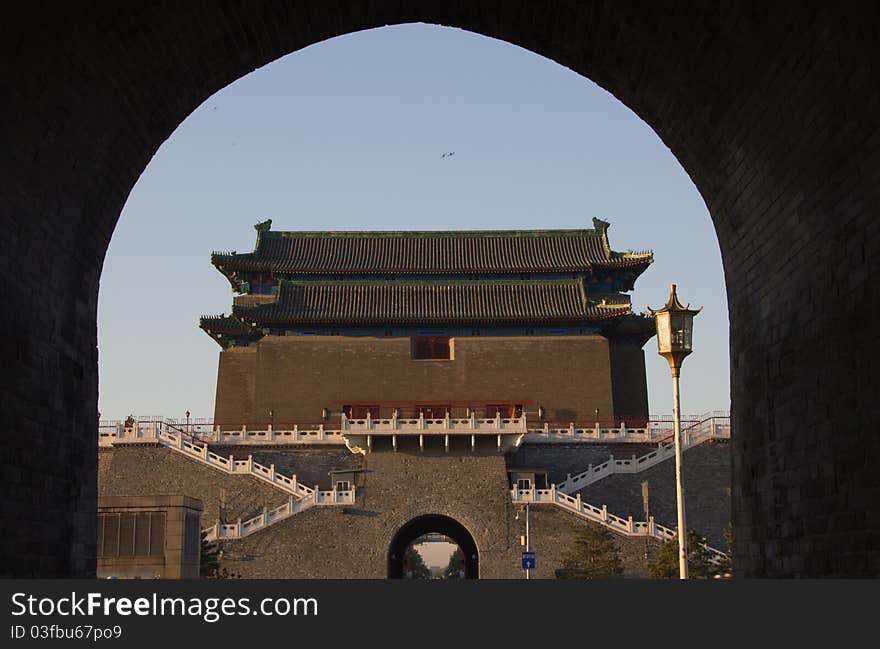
[219,448,662,579]
[576,441,731,548]
[215,335,615,426]
[608,343,650,423]
[98,445,289,527]
[4,2,880,577]
[214,347,257,427]
[522,506,660,579]
[220,448,519,578]
[233,446,363,490]
[509,442,661,484]
[96,439,726,577]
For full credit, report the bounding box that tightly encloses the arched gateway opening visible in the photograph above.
[388,515,478,579]
[3,4,879,577]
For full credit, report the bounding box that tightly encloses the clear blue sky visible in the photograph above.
[97,24,728,421]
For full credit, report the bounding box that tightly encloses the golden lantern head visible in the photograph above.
[646,284,703,374]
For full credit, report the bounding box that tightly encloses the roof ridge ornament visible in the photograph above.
[592,217,611,234]
[254,218,273,250]
[593,217,612,257]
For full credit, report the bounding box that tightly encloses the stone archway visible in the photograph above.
[388,515,479,579]
[2,3,879,577]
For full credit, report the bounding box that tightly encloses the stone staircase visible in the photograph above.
[100,421,355,540]
[104,421,317,498]
[202,488,356,541]
[511,486,728,565]
[556,415,730,493]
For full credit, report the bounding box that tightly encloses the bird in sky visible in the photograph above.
[441,151,455,158]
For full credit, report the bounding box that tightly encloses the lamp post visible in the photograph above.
[647,284,702,580]
[185,410,191,435]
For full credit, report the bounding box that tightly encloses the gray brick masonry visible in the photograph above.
[3,2,879,576]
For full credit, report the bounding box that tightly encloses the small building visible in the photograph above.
[329,468,363,492]
[509,468,551,491]
[96,495,202,579]
[201,218,655,430]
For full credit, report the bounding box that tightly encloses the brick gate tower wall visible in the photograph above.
[214,335,617,427]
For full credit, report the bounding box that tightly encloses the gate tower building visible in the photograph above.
[200,218,655,430]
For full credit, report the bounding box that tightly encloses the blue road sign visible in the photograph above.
[521,551,536,570]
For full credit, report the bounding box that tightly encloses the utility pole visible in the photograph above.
[517,503,532,580]
[525,501,530,580]
[642,480,650,566]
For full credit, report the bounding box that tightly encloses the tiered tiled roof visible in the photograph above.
[204,219,654,343]
[233,279,632,326]
[211,223,652,278]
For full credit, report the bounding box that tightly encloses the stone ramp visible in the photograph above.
[571,440,731,548]
[508,442,660,484]
[219,445,362,490]
[98,445,290,526]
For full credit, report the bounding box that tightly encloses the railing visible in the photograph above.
[100,412,727,428]
[511,486,728,565]
[524,421,656,443]
[98,419,343,447]
[100,420,314,499]
[202,488,356,541]
[555,415,730,493]
[99,416,214,443]
[340,412,527,433]
[524,413,730,444]
[198,427,347,445]
[99,412,729,446]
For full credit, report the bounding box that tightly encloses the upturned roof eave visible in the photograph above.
[199,315,261,336]
[210,256,247,291]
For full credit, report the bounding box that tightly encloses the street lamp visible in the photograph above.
[647,284,702,580]
[185,410,191,435]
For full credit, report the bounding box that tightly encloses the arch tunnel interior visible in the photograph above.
[388,515,479,579]
[2,2,880,577]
